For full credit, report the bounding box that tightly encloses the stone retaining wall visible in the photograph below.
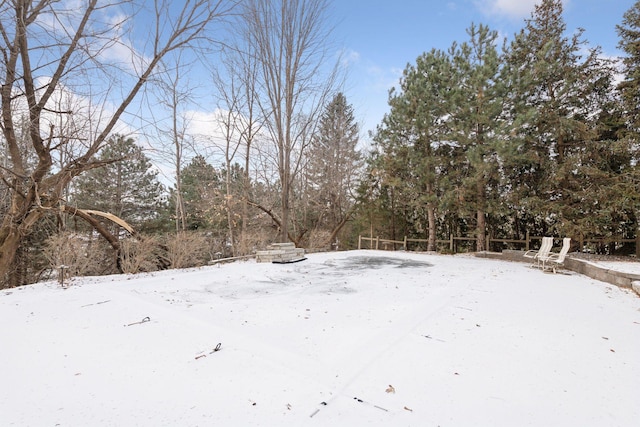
[256,242,306,263]
[476,250,640,297]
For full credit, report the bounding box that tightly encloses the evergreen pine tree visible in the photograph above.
[573,100,639,252]
[372,49,453,250]
[449,23,505,251]
[617,0,640,133]
[501,0,612,237]
[72,135,167,234]
[306,93,362,247]
[615,0,640,254]
[173,155,222,231]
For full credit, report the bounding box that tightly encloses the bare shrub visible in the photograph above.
[120,235,163,274]
[306,229,333,251]
[238,227,275,253]
[165,231,210,269]
[43,232,115,284]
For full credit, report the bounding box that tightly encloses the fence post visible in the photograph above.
[449,234,454,252]
[403,236,407,251]
[358,235,362,250]
[525,231,530,251]
[375,236,379,250]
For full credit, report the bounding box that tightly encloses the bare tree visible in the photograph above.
[149,53,198,233]
[211,71,245,256]
[0,0,235,287]
[210,34,265,256]
[236,45,264,255]
[305,92,362,248]
[241,0,339,243]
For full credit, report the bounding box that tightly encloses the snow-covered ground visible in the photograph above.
[583,260,640,276]
[1,250,639,426]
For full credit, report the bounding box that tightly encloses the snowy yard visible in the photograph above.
[1,250,639,426]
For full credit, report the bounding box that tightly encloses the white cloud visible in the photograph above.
[340,48,361,67]
[476,0,570,20]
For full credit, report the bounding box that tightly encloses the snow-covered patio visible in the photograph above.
[1,250,639,426]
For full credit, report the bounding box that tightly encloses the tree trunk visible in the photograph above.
[0,195,45,288]
[427,205,437,252]
[390,186,397,244]
[476,178,487,252]
[426,181,437,251]
[280,185,290,243]
[241,144,251,255]
[324,201,359,249]
[225,167,236,257]
[0,229,23,289]
[280,165,290,243]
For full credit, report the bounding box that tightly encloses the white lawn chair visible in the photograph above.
[523,236,553,268]
[540,237,571,273]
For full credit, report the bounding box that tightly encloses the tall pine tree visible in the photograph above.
[72,135,167,234]
[616,0,640,254]
[618,0,640,134]
[306,93,362,247]
[449,23,505,251]
[502,0,612,238]
[373,49,453,250]
[171,155,222,231]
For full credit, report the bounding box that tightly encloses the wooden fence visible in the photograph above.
[358,233,640,257]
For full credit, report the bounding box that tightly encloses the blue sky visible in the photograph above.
[331,0,636,138]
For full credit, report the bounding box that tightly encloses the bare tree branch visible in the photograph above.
[0,0,236,287]
[240,0,339,243]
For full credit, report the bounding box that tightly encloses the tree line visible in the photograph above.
[0,0,365,287]
[356,0,640,255]
[1,0,640,287]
